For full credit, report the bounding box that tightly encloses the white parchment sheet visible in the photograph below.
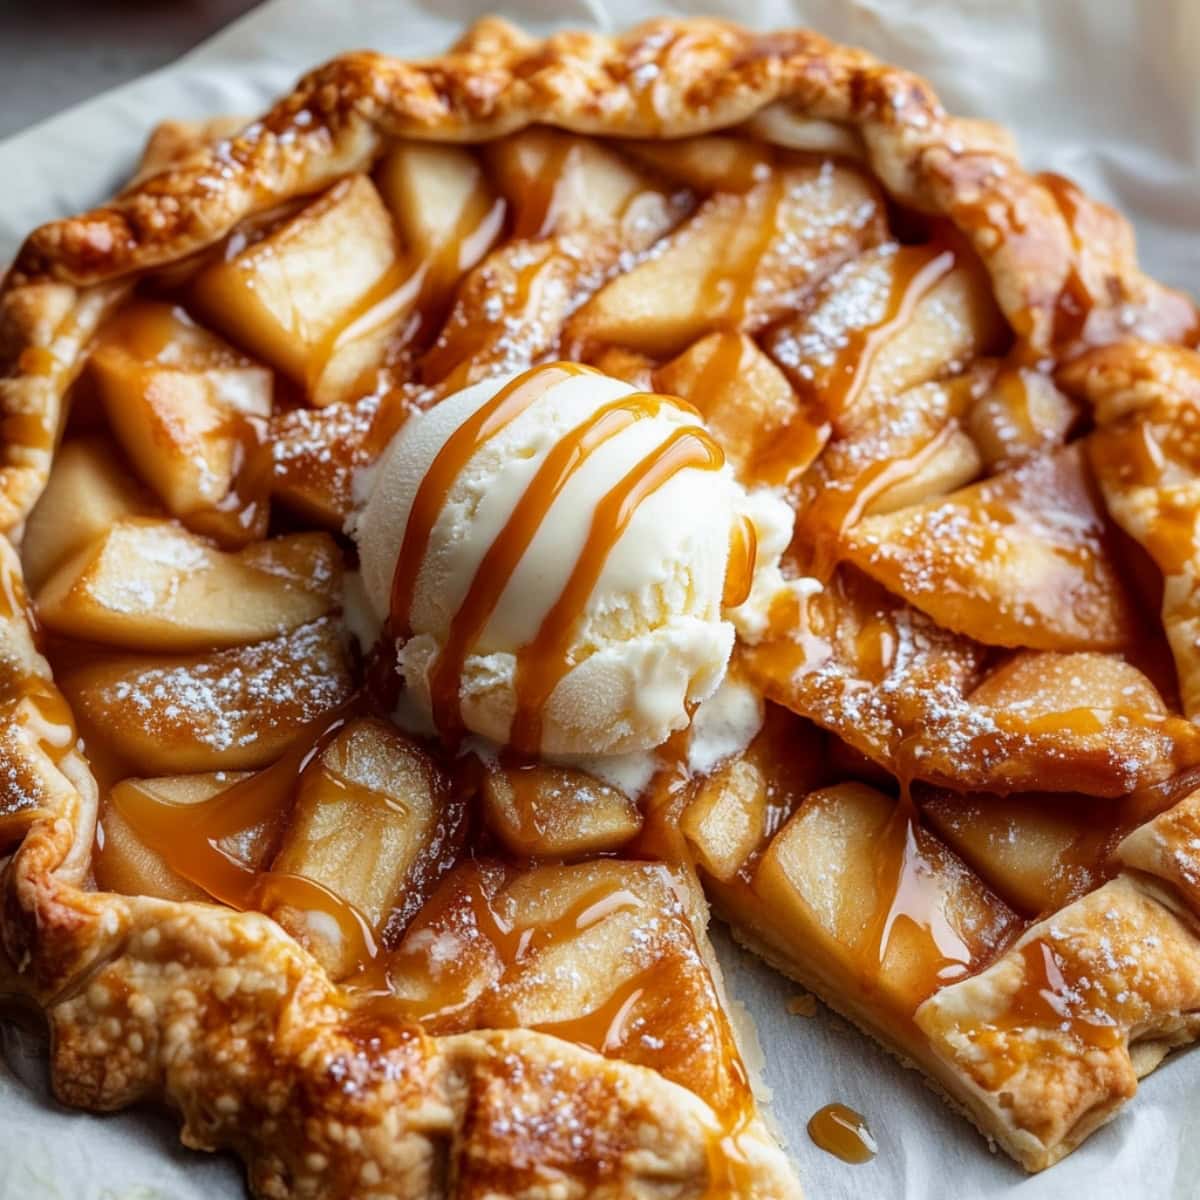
[1,2,1199,1198]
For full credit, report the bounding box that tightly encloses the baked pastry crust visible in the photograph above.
[3,15,1200,1196]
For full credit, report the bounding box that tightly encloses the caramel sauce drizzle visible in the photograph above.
[24,681,77,766]
[994,364,1034,444]
[823,244,957,420]
[514,138,579,240]
[807,1103,877,1164]
[428,391,680,740]
[665,329,829,488]
[306,259,420,390]
[722,513,758,609]
[110,709,378,965]
[868,792,972,987]
[305,181,507,395]
[697,170,786,330]
[378,868,647,1028]
[998,937,1122,1055]
[508,423,725,753]
[798,420,963,581]
[535,973,649,1053]
[388,362,597,637]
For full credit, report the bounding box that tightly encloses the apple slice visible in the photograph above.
[844,444,1138,652]
[970,648,1167,715]
[58,617,352,774]
[766,240,1008,432]
[967,364,1079,471]
[618,136,773,193]
[193,175,407,404]
[790,373,983,570]
[921,790,1123,916]
[564,162,885,358]
[752,784,1021,1016]
[481,760,642,858]
[95,772,254,903]
[89,300,272,544]
[586,347,657,390]
[681,703,826,883]
[269,392,387,528]
[376,141,503,288]
[421,137,686,388]
[654,331,828,486]
[36,519,340,651]
[270,718,451,978]
[20,437,155,593]
[484,128,679,240]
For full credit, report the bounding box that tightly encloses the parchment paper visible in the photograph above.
[2,2,1199,1198]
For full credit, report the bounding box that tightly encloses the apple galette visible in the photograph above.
[2,16,1200,1198]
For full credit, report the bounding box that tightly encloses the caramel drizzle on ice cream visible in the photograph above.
[389,362,597,635]
[387,362,729,751]
[508,422,725,754]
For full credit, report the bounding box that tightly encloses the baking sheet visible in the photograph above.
[2,1,1199,1197]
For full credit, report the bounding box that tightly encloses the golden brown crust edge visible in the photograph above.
[0,16,1195,537]
[1,14,1200,1195]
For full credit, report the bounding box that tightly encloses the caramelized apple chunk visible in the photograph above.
[89,301,272,544]
[618,135,774,193]
[36,520,340,651]
[752,785,1022,1015]
[654,331,828,485]
[680,704,825,883]
[96,773,254,903]
[790,372,985,570]
[193,175,406,402]
[422,135,687,388]
[485,128,678,241]
[766,240,1008,432]
[844,444,1138,652]
[481,760,642,858]
[565,161,885,358]
[375,141,503,288]
[269,392,391,528]
[20,437,154,593]
[58,617,352,773]
[921,790,1124,916]
[969,649,1167,716]
[966,364,1079,471]
[270,719,451,978]
[586,347,657,390]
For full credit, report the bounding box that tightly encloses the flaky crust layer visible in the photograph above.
[2,14,1200,1196]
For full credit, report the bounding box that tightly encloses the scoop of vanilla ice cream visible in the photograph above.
[353,367,796,756]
